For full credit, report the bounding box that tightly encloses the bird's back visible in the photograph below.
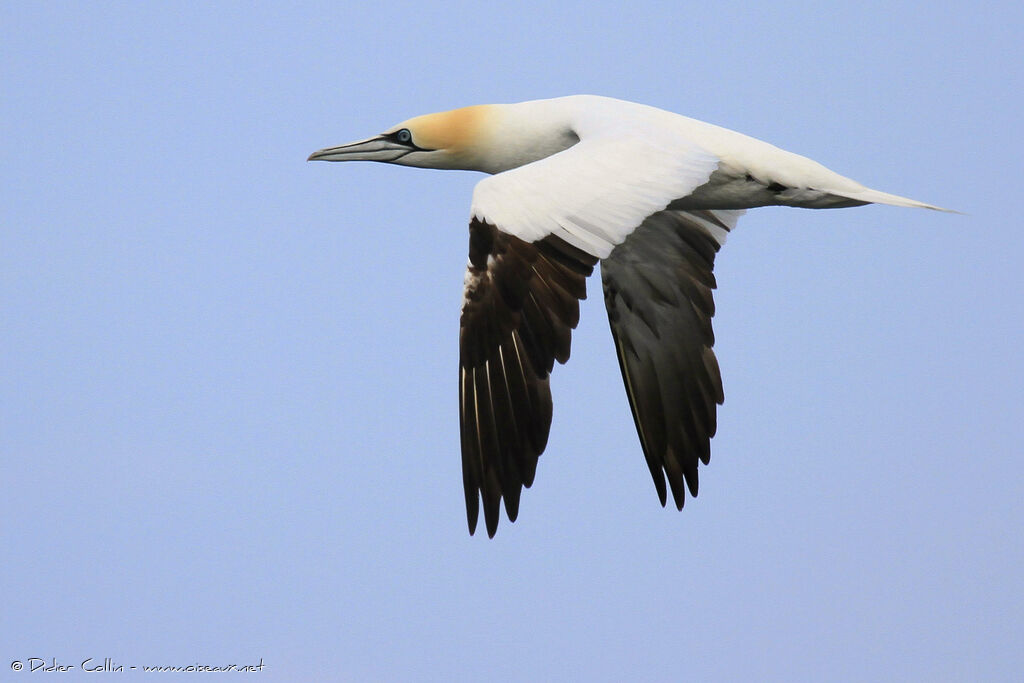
[521,95,944,212]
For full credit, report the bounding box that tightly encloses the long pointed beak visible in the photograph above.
[307,136,410,163]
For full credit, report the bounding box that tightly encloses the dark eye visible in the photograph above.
[395,128,412,144]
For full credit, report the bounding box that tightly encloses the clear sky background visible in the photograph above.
[3,2,1022,681]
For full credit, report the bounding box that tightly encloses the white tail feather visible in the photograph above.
[832,187,957,213]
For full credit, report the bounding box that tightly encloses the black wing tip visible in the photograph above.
[466,490,524,538]
[503,494,521,523]
[651,469,668,507]
[485,514,499,538]
[466,497,479,536]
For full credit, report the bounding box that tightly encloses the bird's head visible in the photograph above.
[308,105,498,172]
[309,100,580,175]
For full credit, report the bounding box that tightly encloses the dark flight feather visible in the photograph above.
[601,209,731,511]
[460,218,596,536]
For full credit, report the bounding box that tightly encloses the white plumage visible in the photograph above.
[472,130,722,257]
[309,95,949,537]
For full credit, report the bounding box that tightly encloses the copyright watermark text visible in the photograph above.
[10,657,264,673]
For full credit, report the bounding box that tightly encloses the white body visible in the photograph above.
[466,96,944,257]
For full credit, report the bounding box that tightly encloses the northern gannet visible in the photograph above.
[309,95,948,537]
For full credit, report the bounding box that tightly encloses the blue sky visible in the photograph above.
[3,1,1022,680]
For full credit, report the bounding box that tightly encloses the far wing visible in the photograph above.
[601,208,743,509]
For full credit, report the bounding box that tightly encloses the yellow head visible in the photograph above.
[308,105,496,171]
[309,99,580,174]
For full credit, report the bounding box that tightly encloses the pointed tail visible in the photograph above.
[832,187,958,213]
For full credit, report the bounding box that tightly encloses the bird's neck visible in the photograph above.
[466,101,580,174]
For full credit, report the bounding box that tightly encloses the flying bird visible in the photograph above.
[308,95,948,537]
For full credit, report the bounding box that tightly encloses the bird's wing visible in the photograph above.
[460,133,724,536]
[470,131,723,259]
[601,208,743,509]
[459,218,596,537]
